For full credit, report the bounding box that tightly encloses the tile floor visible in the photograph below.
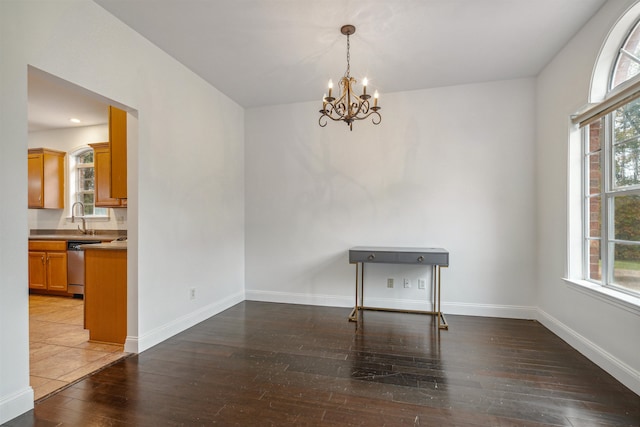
[29,294,128,401]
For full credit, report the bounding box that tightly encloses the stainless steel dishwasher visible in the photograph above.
[67,240,101,295]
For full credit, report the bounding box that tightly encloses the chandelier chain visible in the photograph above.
[345,34,350,78]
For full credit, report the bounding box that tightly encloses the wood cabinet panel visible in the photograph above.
[28,148,65,209]
[28,240,67,292]
[89,142,124,207]
[28,154,43,207]
[46,252,68,291]
[28,251,47,290]
[85,249,127,344]
[29,240,67,251]
[109,106,127,200]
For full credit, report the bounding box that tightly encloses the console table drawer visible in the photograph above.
[349,246,449,266]
[397,251,449,266]
[349,250,397,263]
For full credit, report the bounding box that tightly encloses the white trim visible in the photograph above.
[537,307,640,396]
[134,290,244,353]
[573,75,640,126]
[123,336,139,354]
[442,301,537,319]
[563,277,640,315]
[245,290,352,308]
[0,387,34,425]
[589,2,640,103]
[245,290,537,319]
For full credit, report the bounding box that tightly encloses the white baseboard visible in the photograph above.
[245,290,353,308]
[0,386,34,425]
[245,290,537,319]
[442,301,537,319]
[537,308,640,396]
[133,290,245,353]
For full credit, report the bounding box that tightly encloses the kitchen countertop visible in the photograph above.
[79,241,127,251]
[29,229,126,242]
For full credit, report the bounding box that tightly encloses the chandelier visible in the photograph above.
[319,25,381,131]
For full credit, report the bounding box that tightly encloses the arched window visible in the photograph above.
[577,17,640,297]
[611,20,640,89]
[70,147,107,217]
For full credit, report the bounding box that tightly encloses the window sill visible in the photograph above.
[562,278,640,315]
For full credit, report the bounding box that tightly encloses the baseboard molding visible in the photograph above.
[442,301,537,319]
[537,308,640,396]
[134,290,245,353]
[245,290,353,308]
[245,290,537,319]
[0,386,34,425]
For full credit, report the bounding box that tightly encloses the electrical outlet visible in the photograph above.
[189,287,196,300]
[404,278,411,288]
[387,278,394,288]
[418,279,427,289]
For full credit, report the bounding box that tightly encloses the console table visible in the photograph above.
[348,246,450,329]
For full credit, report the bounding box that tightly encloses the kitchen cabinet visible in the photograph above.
[28,148,65,209]
[109,105,127,200]
[85,247,127,344]
[89,142,126,207]
[28,240,68,292]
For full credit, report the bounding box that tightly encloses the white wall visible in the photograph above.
[28,124,128,231]
[536,0,640,395]
[0,0,245,422]
[245,78,537,318]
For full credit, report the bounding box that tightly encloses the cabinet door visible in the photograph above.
[46,252,68,291]
[91,143,122,207]
[109,106,127,199]
[43,152,65,209]
[28,149,65,209]
[28,154,43,208]
[28,251,47,289]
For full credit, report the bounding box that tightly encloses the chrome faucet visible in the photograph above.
[71,201,88,234]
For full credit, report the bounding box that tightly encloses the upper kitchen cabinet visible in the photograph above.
[28,148,65,209]
[109,105,127,200]
[89,142,125,207]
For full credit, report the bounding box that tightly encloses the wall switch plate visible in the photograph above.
[387,278,394,288]
[418,279,427,289]
[404,278,411,288]
[189,287,196,300]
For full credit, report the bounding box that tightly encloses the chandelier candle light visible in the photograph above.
[319,25,381,131]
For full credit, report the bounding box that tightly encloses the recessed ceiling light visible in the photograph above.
[69,118,81,124]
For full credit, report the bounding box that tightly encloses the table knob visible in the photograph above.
[417,256,425,262]
[367,254,376,260]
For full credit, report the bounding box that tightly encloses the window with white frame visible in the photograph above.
[71,148,107,217]
[579,21,640,297]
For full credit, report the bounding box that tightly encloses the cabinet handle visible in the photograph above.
[41,255,45,264]
[367,253,376,260]
[417,256,425,262]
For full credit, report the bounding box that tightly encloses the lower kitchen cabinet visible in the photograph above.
[85,248,127,344]
[28,240,67,292]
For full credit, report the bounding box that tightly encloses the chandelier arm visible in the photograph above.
[360,110,381,125]
[349,98,369,117]
[323,112,353,123]
[323,102,347,120]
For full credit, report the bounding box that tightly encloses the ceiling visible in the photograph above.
[29,0,609,131]
[28,67,110,132]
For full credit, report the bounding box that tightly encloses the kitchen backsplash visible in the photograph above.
[28,207,127,232]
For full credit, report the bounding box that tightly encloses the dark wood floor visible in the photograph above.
[5,301,640,426]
